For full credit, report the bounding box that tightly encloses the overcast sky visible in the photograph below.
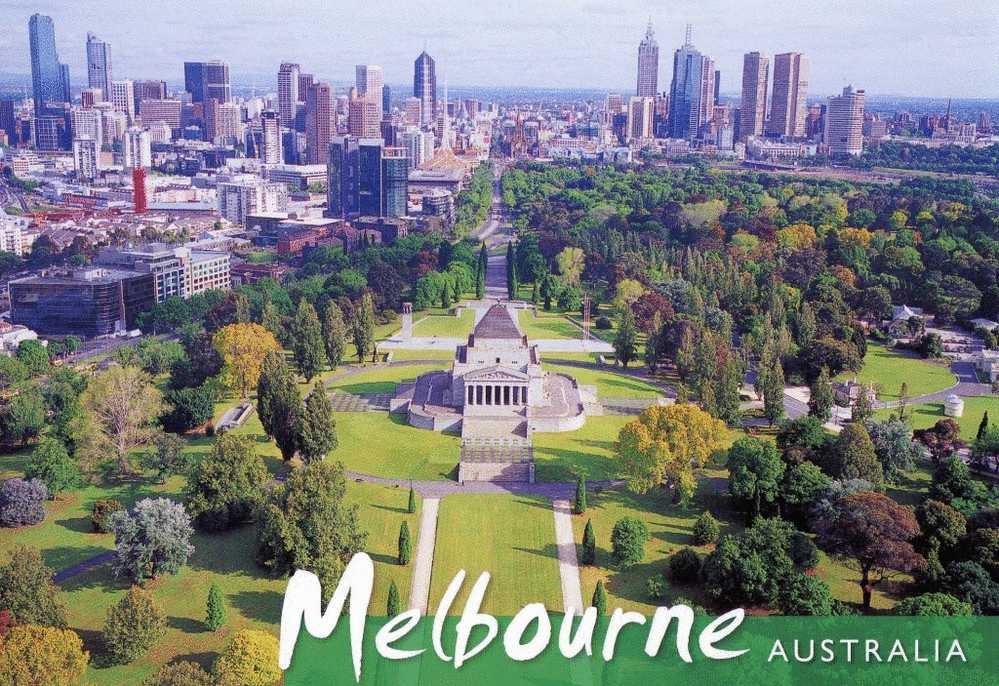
[1,0,996,98]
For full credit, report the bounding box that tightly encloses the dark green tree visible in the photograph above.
[613,309,638,368]
[386,580,401,617]
[25,437,79,498]
[398,521,412,565]
[205,582,226,631]
[298,382,337,464]
[407,487,416,514]
[808,367,835,422]
[292,300,325,381]
[728,437,786,522]
[828,423,884,487]
[592,580,607,614]
[353,292,376,363]
[581,519,596,565]
[322,302,348,371]
[573,476,587,515]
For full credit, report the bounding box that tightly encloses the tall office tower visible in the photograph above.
[132,167,147,214]
[739,51,769,142]
[205,99,240,143]
[413,51,437,125]
[626,96,654,140]
[698,57,716,132]
[70,106,103,150]
[139,100,181,129]
[636,21,659,98]
[122,127,151,169]
[404,97,422,126]
[297,73,314,101]
[260,110,283,164]
[184,61,230,103]
[0,100,16,142]
[59,64,71,102]
[667,26,711,140]
[72,136,99,179]
[348,98,381,138]
[80,88,101,109]
[305,82,334,164]
[382,85,391,114]
[327,136,386,218]
[110,80,135,119]
[824,85,865,156]
[606,93,624,115]
[768,53,809,138]
[401,127,427,168]
[277,62,300,128]
[355,65,384,104]
[86,33,112,100]
[714,70,720,104]
[979,111,993,134]
[805,104,824,139]
[29,14,68,111]
[133,80,167,113]
[381,147,410,217]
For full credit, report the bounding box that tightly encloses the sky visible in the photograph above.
[1,0,997,98]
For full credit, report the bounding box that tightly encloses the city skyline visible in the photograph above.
[0,0,996,99]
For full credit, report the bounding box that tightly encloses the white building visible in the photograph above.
[824,85,865,156]
[110,79,135,120]
[217,177,288,226]
[0,207,26,256]
[122,127,151,169]
[70,107,103,151]
[72,136,100,180]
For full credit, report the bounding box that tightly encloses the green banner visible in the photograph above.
[285,615,996,685]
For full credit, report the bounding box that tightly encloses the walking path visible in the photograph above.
[552,499,584,614]
[408,498,440,615]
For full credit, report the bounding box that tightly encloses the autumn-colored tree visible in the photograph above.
[213,629,281,686]
[212,323,281,398]
[102,586,166,664]
[555,246,584,286]
[616,403,725,503]
[814,492,923,609]
[77,366,163,476]
[0,624,88,686]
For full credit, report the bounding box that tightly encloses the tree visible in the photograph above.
[0,546,66,627]
[77,366,163,476]
[814,492,923,609]
[592,580,607,615]
[777,416,833,466]
[0,478,47,527]
[757,341,785,425]
[15,340,49,376]
[398,521,412,565]
[387,580,401,617]
[25,437,79,498]
[894,592,973,616]
[667,548,702,583]
[808,367,834,422]
[555,247,584,286]
[299,382,337,464]
[161,384,217,434]
[205,583,226,631]
[506,241,518,299]
[827,423,884,487]
[728,437,786,522]
[102,586,166,664]
[109,498,194,582]
[185,433,269,532]
[777,573,835,615]
[692,511,721,545]
[573,476,587,514]
[213,629,281,686]
[257,461,367,599]
[142,661,214,686]
[918,332,944,359]
[1,388,46,446]
[616,404,725,503]
[212,323,281,398]
[914,419,962,463]
[291,300,325,381]
[352,292,376,363]
[610,516,649,567]
[978,412,991,441]
[322,301,348,370]
[613,309,638,368]
[0,356,27,391]
[407,487,416,514]
[581,519,596,565]
[941,561,999,615]
[781,461,831,521]
[0,625,88,686]
[865,417,922,483]
[269,363,304,461]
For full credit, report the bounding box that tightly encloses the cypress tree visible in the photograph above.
[386,580,401,617]
[407,487,416,514]
[322,301,348,370]
[582,519,596,565]
[398,521,412,565]
[292,300,325,382]
[353,292,376,363]
[592,580,607,615]
[270,364,304,461]
[613,310,638,368]
[256,350,285,438]
[978,412,990,441]
[573,476,587,515]
[808,366,835,423]
[506,242,517,300]
[299,382,337,463]
[205,583,226,631]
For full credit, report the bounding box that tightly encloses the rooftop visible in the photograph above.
[472,305,522,340]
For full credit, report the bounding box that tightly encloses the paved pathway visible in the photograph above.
[408,498,440,615]
[344,470,624,499]
[552,499,584,614]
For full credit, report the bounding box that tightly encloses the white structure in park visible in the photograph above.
[944,394,965,418]
[975,349,999,383]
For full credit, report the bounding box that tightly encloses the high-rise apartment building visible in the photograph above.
[86,33,112,100]
[72,136,99,180]
[414,51,437,126]
[133,80,167,113]
[824,85,865,156]
[110,80,135,119]
[305,82,334,164]
[277,62,300,128]
[70,106,103,150]
[636,21,659,98]
[184,61,230,103]
[355,65,384,104]
[29,14,69,112]
[667,27,712,140]
[404,97,422,126]
[768,53,809,139]
[626,96,654,141]
[217,177,288,225]
[381,147,410,218]
[260,110,283,164]
[205,100,240,143]
[139,100,181,130]
[348,98,381,138]
[327,135,387,218]
[739,52,769,141]
[122,127,151,169]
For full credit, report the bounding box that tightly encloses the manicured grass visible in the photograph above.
[387,349,457,361]
[533,416,632,482]
[517,310,581,340]
[875,396,999,441]
[543,362,663,399]
[327,363,448,396]
[885,465,933,507]
[813,552,908,611]
[838,343,956,400]
[329,413,459,480]
[413,308,475,338]
[429,495,563,615]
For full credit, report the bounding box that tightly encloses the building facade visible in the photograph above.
[768,53,809,139]
[636,22,659,98]
[86,32,112,99]
[277,62,300,129]
[739,51,769,142]
[305,82,334,165]
[824,85,865,156]
[29,14,68,112]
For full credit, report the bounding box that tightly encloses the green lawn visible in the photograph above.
[543,362,664,399]
[429,495,563,615]
[876,396,999,441]
[533,416,632,482]
[329,413,459,480]
[517,310,581,340]
[387,349,458,361]
[413,308,475,338]
[327,363,448,395]
[838,344,956,400]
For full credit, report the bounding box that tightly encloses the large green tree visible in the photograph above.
[728,437,786,522]
[291,300,325,381]
[298,382,337,464]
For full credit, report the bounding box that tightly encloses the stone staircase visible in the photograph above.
[458,418,535,483]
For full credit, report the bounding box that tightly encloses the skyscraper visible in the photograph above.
[184,61,230,103]
[86,33,112,100]
[667,26,711,140]
[260,110,283,164]
[72,136,98,180]
[122,127,151,169]
[381,147,410,218]
[413,51,436,126]
[348,98,381,138]
[824,85,865,156]
[277,62,300,128]
[305,82,334,164]
[29,14,68,112]
[768,53,809,139]
[355,65,384,104]
[327,135,385,218]
[626,96,654,140]
[636,21,659,98]
[739,51,769,142]
[110,80,135,119]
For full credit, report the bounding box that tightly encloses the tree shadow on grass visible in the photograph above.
[171,651,220,672]
[370,502,408,515]
[42,545,110,575]
[230,589,283,624]
[512,543,559,560]
[167,615,205,633]
[55,514,97,535]
[58,564,130,594]
[367,552,399,566]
